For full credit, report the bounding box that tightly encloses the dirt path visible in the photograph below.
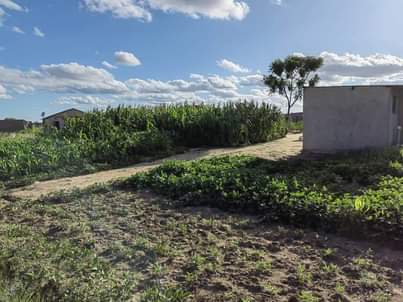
[8,134,302,200]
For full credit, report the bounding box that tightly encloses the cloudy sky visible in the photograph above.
[2,0,403,120]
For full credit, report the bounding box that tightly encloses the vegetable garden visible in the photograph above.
[128,150,403,246]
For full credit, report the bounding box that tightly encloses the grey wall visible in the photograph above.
[392,87,403,144]
[43,110,84,129]
[303,86,398,152]
[0,119,28,132]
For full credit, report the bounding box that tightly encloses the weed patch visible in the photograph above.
[0,224,135,301]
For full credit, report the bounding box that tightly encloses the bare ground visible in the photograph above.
[8,134,302,200]
[2,189,401,301]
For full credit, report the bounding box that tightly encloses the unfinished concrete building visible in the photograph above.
[304,86,403,152]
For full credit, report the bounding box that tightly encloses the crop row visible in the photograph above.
[0,102,286,187]
[127,152,403,245]
[0,133,95,186]
[61,102,287,148]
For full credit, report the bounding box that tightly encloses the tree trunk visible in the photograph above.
[287,106,291,128]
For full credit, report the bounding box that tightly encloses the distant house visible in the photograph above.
[43,108,84,129]
[0,119,30,132]
[304,86,403,152]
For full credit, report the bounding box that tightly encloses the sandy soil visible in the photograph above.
[8,134,303,200]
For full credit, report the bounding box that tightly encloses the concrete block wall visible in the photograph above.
[303,86,396,152]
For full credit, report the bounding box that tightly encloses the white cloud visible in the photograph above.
[320,52,403,77]
[11,52,403,113]
[102,61,117,69]
[0,57,350,112]
[0,84,10,99]
[12,52,403,113]
[174,73,237,91]
[12,25,24,34]
[292,52,306,58]
[0,60,288,110]
[81,0,249,22]
[0,63,129,95]
[125,78,175,94]
[81,0,152,22]
[40,63,128,93]
[0,1,27,28]
[0,8,5,26]
[271,0,283,6]
[233,74,264,86]
[318,52,403,86]
[0,0,24,11]
[147,0,249,20]
[55,95,113,106]
[114,52,403,111]
[204,74,238,90]
[33,26,45,37]
[122,73,265,104]
[217,59,249,73]
[0,1,27,27]
[115,51,141,66]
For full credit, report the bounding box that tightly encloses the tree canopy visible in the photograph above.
[264,55,324,123]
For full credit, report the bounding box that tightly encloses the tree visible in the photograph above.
[264,55,323,125]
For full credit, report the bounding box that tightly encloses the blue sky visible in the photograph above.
[1,0,403,121]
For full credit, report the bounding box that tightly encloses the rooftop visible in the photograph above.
[306,85,403,89]
[43,108,84,120]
